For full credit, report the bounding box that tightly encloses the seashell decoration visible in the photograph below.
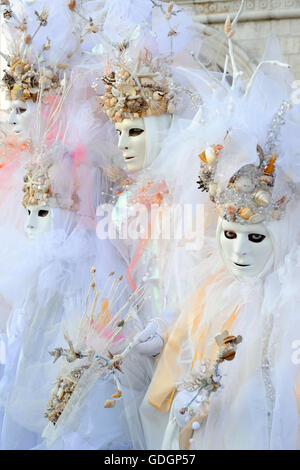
[205,146,217,166]
[248,213,265,224]
[68,0,76,11]
[208,182,218,198]
[198,150,207,164]
[196,122,289,224]
[259,174,274,187]
[148,98,168,116]
[225,204,236,217]
[238,207,253,220]
[253,189,271,207]
[234,175,255,193]
[99,52,177,122]
[264,153,277,175]
[104,399,117,408]
[118,83,137,98]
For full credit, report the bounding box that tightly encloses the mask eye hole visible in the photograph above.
[116,129,121,136]
[224,230,237,240]
[38,210,49,218]
[129,128,144,137]
[16,107,26,115]
[27,209,31,215]
[248,233,265,243]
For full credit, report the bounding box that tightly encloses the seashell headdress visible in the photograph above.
[97,45,178,123]
[22,146,79,211]
[0,1,76,102]
[197,101,293,224]
[22,79,79,211]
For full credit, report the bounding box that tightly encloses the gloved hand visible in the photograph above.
[173,389,210,429]
[134,321,164,357]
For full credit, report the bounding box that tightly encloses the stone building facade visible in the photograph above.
[175,0,300,79]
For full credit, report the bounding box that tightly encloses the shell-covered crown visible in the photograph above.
[98,46,177,122]
[22,145,80,211]
[22,76,80,211]
[197,102,293,224]
[197,145,288,224]
[0,1,74,102]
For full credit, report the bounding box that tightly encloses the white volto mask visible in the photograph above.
[218,218,274,281]
[115,118,146,173]
[8,100,31,136]
[25,205,52,239]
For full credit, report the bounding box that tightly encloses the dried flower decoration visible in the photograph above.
[45,267,146,425]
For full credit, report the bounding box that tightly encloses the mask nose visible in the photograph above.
[118,132,129,151]
[233,233,249,258]
[8,111,17,126]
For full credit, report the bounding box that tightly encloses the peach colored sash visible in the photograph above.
[148,270,239,413]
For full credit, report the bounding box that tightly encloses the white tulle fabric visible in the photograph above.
[139,54,300,448]
[0,201,129,449]
[141,195,300,449]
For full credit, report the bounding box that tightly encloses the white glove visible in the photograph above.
[135,321,164,357]
[173,389,210,429]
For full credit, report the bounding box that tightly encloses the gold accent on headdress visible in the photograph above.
[22,160,53,208]
[98,48,176,122]
[0,2,64,102]
[22,153,80,211]
[197,141,289,224]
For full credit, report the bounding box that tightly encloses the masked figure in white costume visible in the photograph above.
[0,64,127,449]
[43,0,203,449]
[142,55,300,448]
[0,0,86,235]
[91,0,201,349]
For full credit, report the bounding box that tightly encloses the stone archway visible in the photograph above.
[194,23,258,78]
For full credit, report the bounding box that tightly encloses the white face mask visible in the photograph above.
[115,118,146,172]
[25,205,52,240]
[218,219,274,281]
[8,100,30,136]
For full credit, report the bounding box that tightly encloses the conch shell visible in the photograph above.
[248,213,265,224]
[104,399,116,408]
[264,153,277,175]
[148,98,167,115]
[253,189,271,207]
[238,207,253,220]
[198,144,223,166]
[205,146,217,166]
